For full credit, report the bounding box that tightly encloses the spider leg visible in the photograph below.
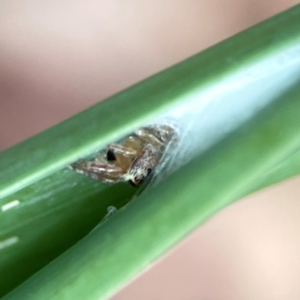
[135,125,175,148]
[135,128,164,147]
[108,143,138,157]
[68,159,125,183]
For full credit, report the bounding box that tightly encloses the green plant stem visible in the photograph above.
[5,80,300,300]
[1,4,300,299]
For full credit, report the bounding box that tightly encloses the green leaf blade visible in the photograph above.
[1,4,300,299]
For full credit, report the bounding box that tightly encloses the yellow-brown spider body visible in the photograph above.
[69,125,175,186]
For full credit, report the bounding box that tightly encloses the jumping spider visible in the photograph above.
[68,125,175,187]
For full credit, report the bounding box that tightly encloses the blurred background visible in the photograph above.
[0,1,299,299]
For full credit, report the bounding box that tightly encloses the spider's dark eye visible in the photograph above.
[147,168,152,175]
[106,149,116,161]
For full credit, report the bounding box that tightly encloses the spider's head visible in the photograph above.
[126,168,152,187]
